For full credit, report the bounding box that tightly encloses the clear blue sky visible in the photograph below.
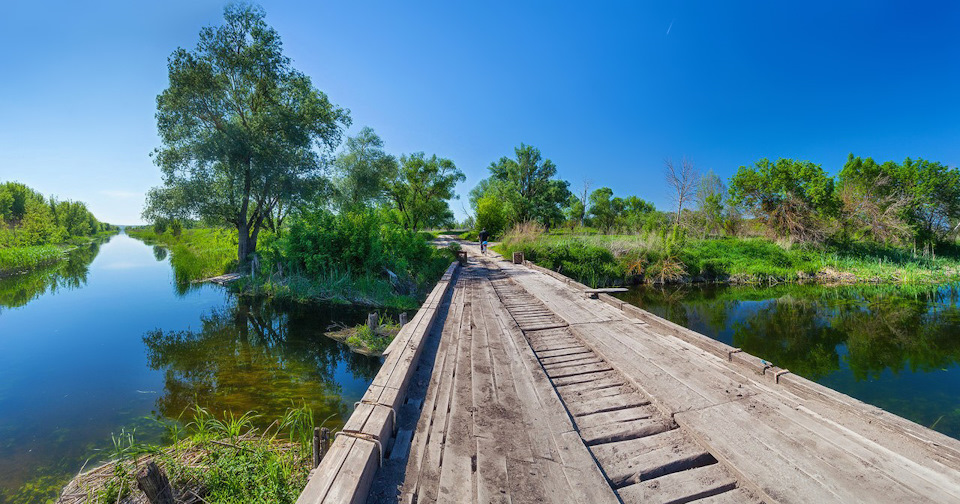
[2,1,958,224]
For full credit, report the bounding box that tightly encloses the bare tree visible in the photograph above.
[664,157,698,227]
[578,179,591,227]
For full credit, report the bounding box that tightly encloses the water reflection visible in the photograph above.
[0,240,104,311]
[618,283,960,439]
[143,299,380,427]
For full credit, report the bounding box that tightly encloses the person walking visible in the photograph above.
[478,228,489,254]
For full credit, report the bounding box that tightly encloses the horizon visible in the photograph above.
[2,1,959,225]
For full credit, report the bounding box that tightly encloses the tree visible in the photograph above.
[664,157,698,227]
[693,170,727,237]
[487,144,571,227]
[839,154,960,246]
[332,126,398,210]
[385,152,464,231]
[729,158,837,243]
[147,5,350,263]
[588,187,618,232]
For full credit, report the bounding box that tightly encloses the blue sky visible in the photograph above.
[1,1,958,224]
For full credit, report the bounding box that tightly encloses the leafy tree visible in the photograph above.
[693,170,727,237]
[147,5,350,263]
[729,158,838,243]
[840,154,960,246]
[486,144,571,227]
[474,194,508,238]
[332,127,398,211]
[588,187,617,232]
[385,152,463,231]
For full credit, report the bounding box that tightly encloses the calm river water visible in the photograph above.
[0,232,379,503]
[617,283,960,440]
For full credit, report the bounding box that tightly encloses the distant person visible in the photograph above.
[478,228,489,254]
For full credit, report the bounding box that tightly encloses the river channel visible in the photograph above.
[617,282,960,441]
[0,232,379,503]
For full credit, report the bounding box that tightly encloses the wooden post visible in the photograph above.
[368,312,378,333]
[320,427,331,461]
[136,461,174,504]
[457,250,468,266]
[312,427,321,468]
[513,251,524,264]
[399,312,408,326]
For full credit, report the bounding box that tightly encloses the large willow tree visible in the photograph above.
[147,4,350,263]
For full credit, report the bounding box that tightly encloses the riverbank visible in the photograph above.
[58,405,315,504]
[495,231,960,287]
[127,226,454,310]
[0,230,118,277]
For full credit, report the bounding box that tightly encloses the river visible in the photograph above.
[617,282,960,441]
[0,232,379,503]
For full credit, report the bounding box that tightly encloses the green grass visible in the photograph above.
[496,231,960,287]
[63,404,318,504]
[0,245,64,275]
[128,227,238,284]
[242,269,424,310]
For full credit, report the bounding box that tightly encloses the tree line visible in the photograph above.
[145,4,960,267]
[0,182,110,248]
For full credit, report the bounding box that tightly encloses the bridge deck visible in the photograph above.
[303,249,960,504]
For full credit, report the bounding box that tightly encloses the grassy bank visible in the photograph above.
[127,227,238,285]
[495,230,960,287]
[58,405,318,504]
[128,225,454,310]
[0,230,118,277]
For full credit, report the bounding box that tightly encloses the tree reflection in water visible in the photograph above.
[0,240,104,311]
[143,298,381,429]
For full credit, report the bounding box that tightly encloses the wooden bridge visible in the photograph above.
[298,247,960,504]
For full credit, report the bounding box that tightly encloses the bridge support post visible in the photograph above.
[368,312,378,333]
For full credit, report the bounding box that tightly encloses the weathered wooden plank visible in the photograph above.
[692,487,763,504]
[590,429,714,487]
[414,282,467,503]
[566,393,651,418]
[551,369,622,387]
[545,361,614,380]
[554,376,626,394]
[580,417,674,446]
[436,279,476,503]
[542,355,605,370]
[574,405,659,430]
[616,463,738,504]
[675,396,951,503]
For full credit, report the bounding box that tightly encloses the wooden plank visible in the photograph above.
[616,463,738,504]
[552,369,622,387]
[574,405,660,430]
[590,429,714,487]
[580,417,674,446]
[545,361,614,380]
[566,393,651,418]
[296,436,357,504]
[675,396,950,503]
[436,279,476,503]
[414,280,467,503]
[693,487,763,504]
[554,376,626,394]
[401,280,465,500]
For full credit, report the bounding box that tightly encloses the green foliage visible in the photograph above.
[253,210,451,308]
[385,152,464,231]
[474,194,508,238]
[729,158,837,242]
[332,126,399,210]
[148,4,351,263]
[128,227,237,288]
[0,182,108,250]
[478,143,571,228]
[0,245,63,275]
[841,154,960,246]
